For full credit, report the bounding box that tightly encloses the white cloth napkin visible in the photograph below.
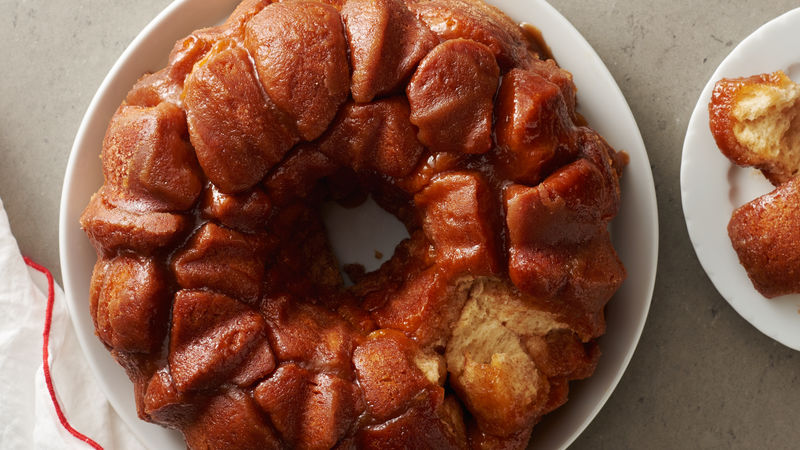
[0,197,144,449]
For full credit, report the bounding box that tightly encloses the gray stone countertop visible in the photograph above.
[1,0,798,448]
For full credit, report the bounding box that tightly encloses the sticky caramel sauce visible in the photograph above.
[520,23,554,62]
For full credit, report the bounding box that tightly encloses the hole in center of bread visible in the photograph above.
[322,195,410,285]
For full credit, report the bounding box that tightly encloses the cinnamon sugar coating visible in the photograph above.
[80,0,627,448]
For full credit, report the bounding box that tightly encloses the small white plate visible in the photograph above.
[681,8,800,351]
[59,1,657,448]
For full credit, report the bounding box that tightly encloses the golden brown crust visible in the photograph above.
[89,255,170,353]
[342,0,438,103]
[407,0,536,70]
[709,70,800,185]
[80,0,626,448]
[80,190,191,255]
[728,176,800,298]
[184,41,298,193]
[101,102,203,211]
[244,1,350,141]
[407,38,500,154]
[709,70,800,298]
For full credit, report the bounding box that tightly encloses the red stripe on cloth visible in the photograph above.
[24,256,104,450]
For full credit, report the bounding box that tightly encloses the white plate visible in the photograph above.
[681,8,800,351]
[59,1,657,448]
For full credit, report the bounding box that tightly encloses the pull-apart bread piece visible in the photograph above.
[709,70,800,297]
[80,0,629,448]
[709,70,800,185]
[728,177,800,298]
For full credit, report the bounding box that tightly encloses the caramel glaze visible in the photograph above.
[80,0,627,448]
[520,23,554,62]
[708,71,796,186]
[728,177,800,298]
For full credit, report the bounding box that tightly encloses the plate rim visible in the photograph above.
[680,7,800,351]
[59,0,658,448]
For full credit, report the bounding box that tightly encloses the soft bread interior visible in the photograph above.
[733,76,800,171]
[444,278,567,434]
